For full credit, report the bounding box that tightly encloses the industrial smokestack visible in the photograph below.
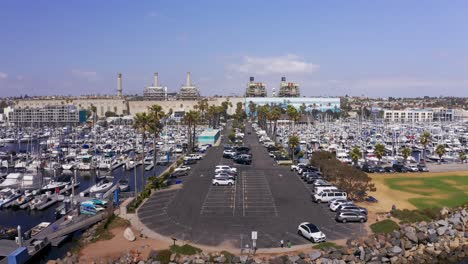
[250,76,254,82]
[281,77,286,82]
[186,72,191,86]
[154,72,159,86]
[117,73,122,97]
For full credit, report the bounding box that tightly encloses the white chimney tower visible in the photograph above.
[117,73,123,97]
[186,72,191,86]
[154,72,159,87]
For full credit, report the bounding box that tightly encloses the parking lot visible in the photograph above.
[138,122,367,248]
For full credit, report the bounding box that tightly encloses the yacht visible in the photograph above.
[78,155,94,170]
[0,173,23,188]
[89,181,114,194]
[0,189,23,209]
[118,179,129,192]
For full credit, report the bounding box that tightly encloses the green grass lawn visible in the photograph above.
[370,219,400,234]
[385,176,468,209]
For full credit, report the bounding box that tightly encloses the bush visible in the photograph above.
[220,251,235,262]
[370,219,399,234]
[313,242,341,250]
[170,244,202,255]
[154,249,172,264]
[391,208,441,223]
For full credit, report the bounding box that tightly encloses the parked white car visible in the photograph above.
[313,191,347,203]
[407,164,419,172]
[183,154,202,161]
[297,222,326,243]
[174,166,191,172]
[212,177,235,186]
[215,165,237,174]
[291,163,307,171]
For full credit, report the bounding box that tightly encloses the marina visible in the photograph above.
[0,123,184,262]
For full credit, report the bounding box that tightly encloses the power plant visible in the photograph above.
[178,72,200,100]
[278,77,300,97]
[144,72,167,100]
[245,77,267,97]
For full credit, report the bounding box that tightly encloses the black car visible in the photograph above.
[362,164,375,173]
[417,164,429,172]
[183,159,197,165]
[234,146,251,154]
[392,163,408,172]
[374,166,385,173]
[169,170,188,178]
[384,167,395,173]
[233,154,252,165]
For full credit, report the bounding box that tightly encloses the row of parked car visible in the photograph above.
[211,165,238,186]
[360,163,429,173]
[290,163,369,223]
[223,145,252,165]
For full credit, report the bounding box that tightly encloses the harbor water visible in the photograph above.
[0,141,170,262]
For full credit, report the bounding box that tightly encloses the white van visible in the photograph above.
[313,185,338,194]
[313,191,347,203]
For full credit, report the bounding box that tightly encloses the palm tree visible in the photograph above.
[148,105,165,175]
[288,135,300,163]
[183,110,200,153]
[374,143,385,164]
[133,112,151,195]
[350,146,362,166]
[195,99,209,122]
[221,100,232,122]
[435,144,446,164]
[459,152,467,164]
[286,105,300,130]
[420,131,431,163]
[402,147,412,164]
[268,106,281,142]
[248,101,257,120]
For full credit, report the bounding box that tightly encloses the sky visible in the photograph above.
[1,0,468,98]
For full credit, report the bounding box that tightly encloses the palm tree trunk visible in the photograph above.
[152,135,157,176]
[141,135,146,189]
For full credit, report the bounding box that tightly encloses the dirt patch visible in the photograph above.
[366,176,419,213]
[403,187,441,194]
[79,227,173,263]
[394,180,425,186]
[442,179,459,185]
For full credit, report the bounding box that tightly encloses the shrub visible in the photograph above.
[391,208,441,223]
[170,244,202,255]
[154,249,172,264]
[370,219,399,234]
[313,242,341,250]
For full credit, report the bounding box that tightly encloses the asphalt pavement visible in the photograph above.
[138,122,366,248]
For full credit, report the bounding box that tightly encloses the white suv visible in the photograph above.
[212,177,235,186]
[297,222,326,243]
[215,165,237,174]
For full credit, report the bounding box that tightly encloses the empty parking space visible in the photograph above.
[242,170,278,217]
[200,184,236,216]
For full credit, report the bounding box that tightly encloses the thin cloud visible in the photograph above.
[71,69,99,81]
[233,54,319,75]
[0,72,8,79]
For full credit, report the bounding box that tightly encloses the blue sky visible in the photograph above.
[1,0,467,97]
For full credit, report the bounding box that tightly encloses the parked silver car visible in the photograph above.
[335,211,367,223]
